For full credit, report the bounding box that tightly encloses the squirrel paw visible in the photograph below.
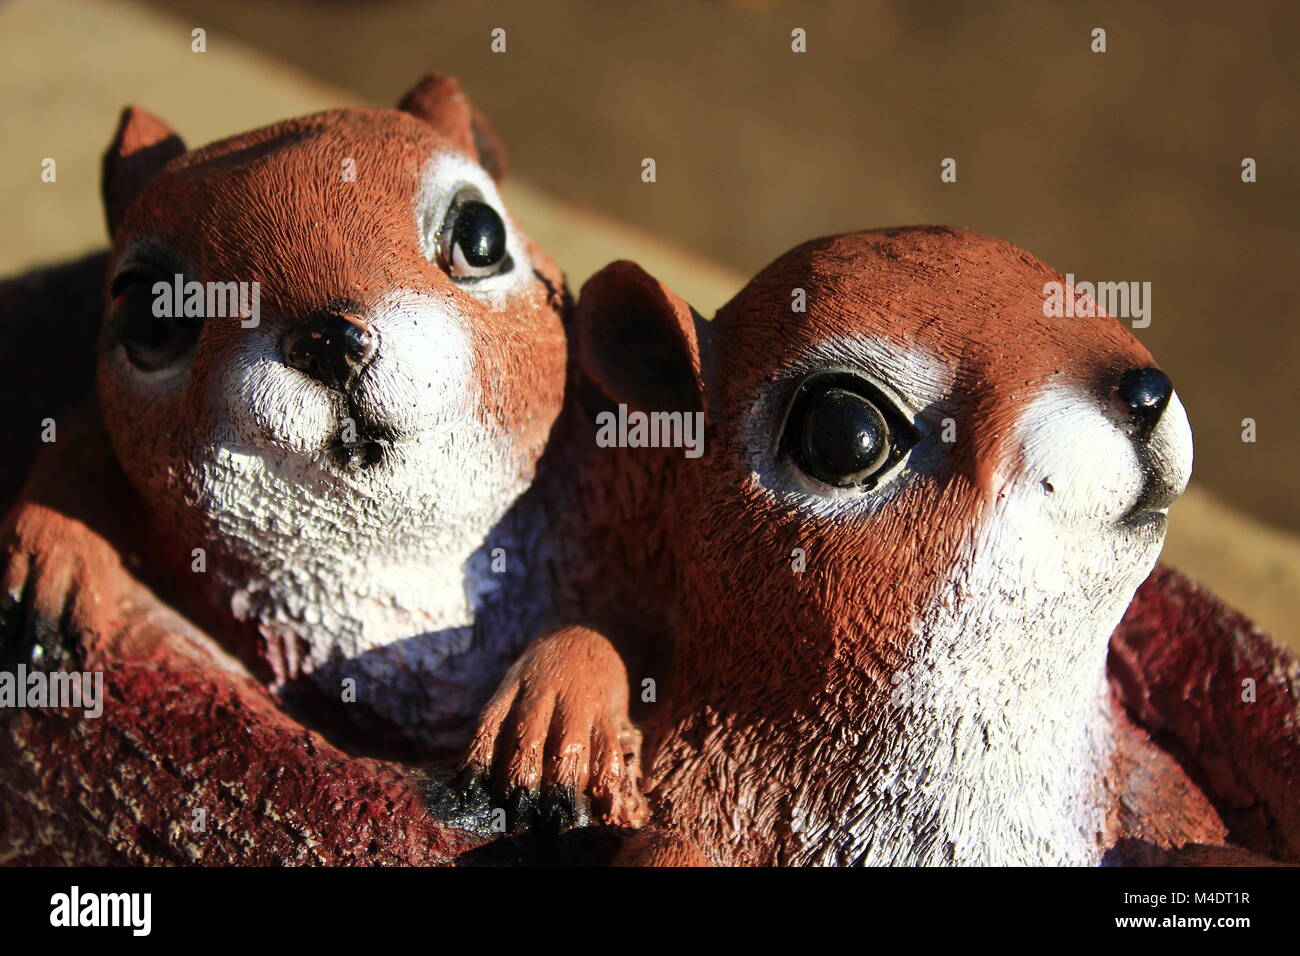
[2,501,238,673]
[459,625,649,833]
[2,510,95,670]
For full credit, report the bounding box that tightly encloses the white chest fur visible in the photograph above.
[789,572,1123,867]
[129,287,559,751]
[782,383,1184,865]
[187,438,556,751]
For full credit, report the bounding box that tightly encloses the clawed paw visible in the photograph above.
[1,501,222,673]
[454,626,650,834]
[1,532,82,671]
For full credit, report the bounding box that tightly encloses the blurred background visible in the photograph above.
[2,0,1297,646]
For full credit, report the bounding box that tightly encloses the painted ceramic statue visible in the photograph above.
[463,230,1300,866]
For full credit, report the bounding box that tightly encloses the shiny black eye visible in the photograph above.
[440,196,510,280]
[782,375,917,489]
[108,269,201,372]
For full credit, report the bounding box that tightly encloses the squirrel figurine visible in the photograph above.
[1,72,572,766]
[464,227,1300,865]
[3,93,1292,862]
[0,72,669,861]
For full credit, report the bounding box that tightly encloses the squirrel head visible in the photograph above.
[94,74,567,595]
[575,228,1193,713]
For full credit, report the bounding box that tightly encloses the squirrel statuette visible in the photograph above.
[465,227,1300,865]
[2,73,573,760]
[0,73,597,862]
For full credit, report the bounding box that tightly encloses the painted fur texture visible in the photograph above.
[470,228,1300,866]
[6,74,571,760]
[0,73,581,863]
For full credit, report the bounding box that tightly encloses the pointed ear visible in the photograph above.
[574,262,704,415]
[101,107,186,237]
[398,73,508,182]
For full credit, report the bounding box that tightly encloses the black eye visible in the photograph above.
[440,195,510,280]
[782,375,917,489]
[109,269,201,372]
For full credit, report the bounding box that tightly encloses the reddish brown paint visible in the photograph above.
[93,74,570,682]
[474,230,1299,866]
[464,625,649,828]
[0,74,567,863]
[0,403,491,864]
[2,130,1294,864]
[1110,565,1300,861]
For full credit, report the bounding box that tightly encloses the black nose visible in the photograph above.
[281,313,376,391]
[1117,367,1172,434]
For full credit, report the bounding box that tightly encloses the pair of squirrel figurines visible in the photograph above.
[1,74,1296,867]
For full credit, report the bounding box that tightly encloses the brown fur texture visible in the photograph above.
[0,407,489,865]
[472,229,1298,865]
[94,81,566,691]
[613,829,713,867]
[454,383,688,826]
[0,74,567,862]
[463,625,648,828]
[3,132,1292,863]
[1110,565,1300,861]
